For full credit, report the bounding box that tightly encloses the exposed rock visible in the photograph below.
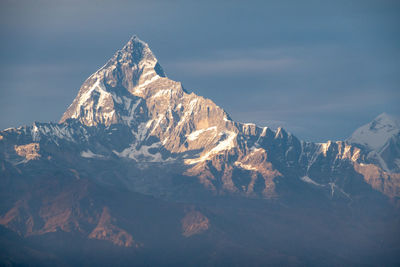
[89,207,138,247]
[0,200,34,236]
[354,162,400,201]
[14,143,40,161]
[181,210,210,237]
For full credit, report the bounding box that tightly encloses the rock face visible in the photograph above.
[89,207,137,247]
[181,210,210,237]
[0,36,400,266]
[14,143,40,161]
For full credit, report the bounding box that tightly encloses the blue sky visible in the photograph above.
[0,0,399,141]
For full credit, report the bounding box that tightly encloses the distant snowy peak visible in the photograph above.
[347,113,400,151]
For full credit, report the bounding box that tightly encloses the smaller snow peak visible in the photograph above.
[371,113,400,131]
[348,113,400,151]
[376,112,392,120]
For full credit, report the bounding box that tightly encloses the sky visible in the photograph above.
[0,0,399,141]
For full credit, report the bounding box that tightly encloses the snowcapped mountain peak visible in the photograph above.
[372,112,399,129]
[60,35,172,126]
[122,35,151,56]
[347,113,400,151]
[60,35,238,158]
[126,35,145,46]
[118,36,159,67]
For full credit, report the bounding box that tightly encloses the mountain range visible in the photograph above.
[0,36,399,266]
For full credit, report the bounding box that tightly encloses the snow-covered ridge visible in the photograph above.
[186,126,217,141]
[184,131,237,165]
[81,150,104,159]
[347,113,400,151]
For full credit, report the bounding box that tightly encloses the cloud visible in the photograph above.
[168,56,298,75]
[0,62,90,76]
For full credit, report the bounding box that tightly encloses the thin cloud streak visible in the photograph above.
[168,57,298,75]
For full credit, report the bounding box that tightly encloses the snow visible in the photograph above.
[79,79,102,107]
[120,99,141,126]
[31,124,40,141]
[101,110,115,123]
[300,176,322,186]
[234,161,258,171]
[71,78,122,125]
[261,127,268,136]
[185,131,237,164]
[329,182,335,197]
[223,116,231,122]
[250,147,263,153]
[132,122,150,142]
[211,131,237,152]
[151,89,172,98]
[253,127,268,147]
[177,99,198,127]
[186,126,217,141]
[300,177,352,200]
[29,123,82,144]
[113,142,171,162]
[319,141,331,156]
[347,113,400,172]
[351,149,360,162]
[81,150,104,159]
[348,113,400,151]
[148,114,165,135]
[145,119,154,128]
[135,75,160,91]
[306,144,322,172]
[98,90,111,106]
[188,98,198,109]
[141,70,156,79]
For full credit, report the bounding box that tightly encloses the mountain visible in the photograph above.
[0,36,400,266]
[348,113,400,173]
